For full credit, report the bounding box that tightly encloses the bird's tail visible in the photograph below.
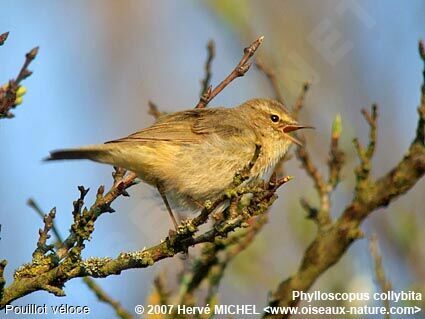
[45,145,113,163]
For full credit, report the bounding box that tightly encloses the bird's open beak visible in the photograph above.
[282,124,314,133]
[281,124,314,146]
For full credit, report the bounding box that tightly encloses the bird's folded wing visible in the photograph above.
[105,108,243,144]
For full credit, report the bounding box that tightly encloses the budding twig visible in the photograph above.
[267,42,425,315]
[195,36,264,108]
[32,208,56,259]
[57,168,137,259]
[27,199,62,242]
[328,114,345,190]
[353,104,379,184]
[27,198,133,319]
[0,41,38,118]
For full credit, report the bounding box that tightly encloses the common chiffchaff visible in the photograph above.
[47,99,310,228]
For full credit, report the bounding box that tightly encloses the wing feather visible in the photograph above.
[106,107,242,144]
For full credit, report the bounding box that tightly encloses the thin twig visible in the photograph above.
[265,41,425,316]
[255,58,285,105]
[32,208,56,259]
[292,82,311,119]
[362,104,378,159]
[295,142,331,227]
[153,276,170,306]
[328,114,345,189]
[204,215,268,305]
[353,104,379,187]
[27,198,134,319]
[0,32,9,46]
[0,260,6,301]
[83,278,133,319]
[195,36,264,108]
[369,234,392,319]
[0,44,38,118]
[200,40,215,97]
[415,40,424,145]
[300,198,319,220]
[27,199,62,243]
[57,169,137,259]
[148,100,165,120]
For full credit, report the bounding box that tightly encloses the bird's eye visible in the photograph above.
[270,114,279,122]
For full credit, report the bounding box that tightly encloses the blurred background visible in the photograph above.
[0,0,424,318]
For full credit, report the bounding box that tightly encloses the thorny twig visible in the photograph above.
[195,36,264,108]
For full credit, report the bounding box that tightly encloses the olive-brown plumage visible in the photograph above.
[48,98,310,215]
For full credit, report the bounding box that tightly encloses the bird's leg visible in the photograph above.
[157,184,179,231]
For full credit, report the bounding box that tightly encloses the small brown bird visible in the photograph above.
[47,99,311,228]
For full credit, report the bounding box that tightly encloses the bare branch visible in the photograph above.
[178,214,268,306]
[292,82,311,119]
[295,141,331,227]
[27,199,62,243]
[27,198,133,319]
[361,104,378,159]
[328,114,345,189]
[148,100,165,121]
[83,278,133,319]
[0,260,6,301]
[0,32,9,46]
[152,276,171,306]
[300,198,319,220]
[0,41,38,119]
[265,42,425,316]
[57,169,137,259]
[369,234,392,319]
[1,141,293,308]
[200,40,215,97]
[32,208,56,259]
[415,40,425,145]
[195,36,264,108]
[353,104,379,194]
[255,57,285,104]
